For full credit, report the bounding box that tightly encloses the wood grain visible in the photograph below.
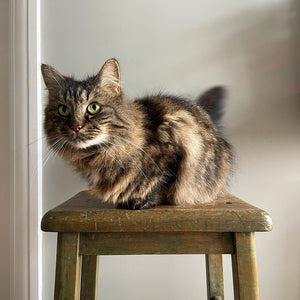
[41,191,272,233]
[79,232,234,255]
[80,255,98,300]
[206,254,224,300]
[232,232,259,300]
[54,233,80,300]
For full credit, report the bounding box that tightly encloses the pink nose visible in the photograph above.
[71,125,83,132]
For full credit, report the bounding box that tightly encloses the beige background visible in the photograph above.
[1,0,299,299]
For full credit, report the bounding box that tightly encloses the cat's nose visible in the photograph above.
[71,125,83,133]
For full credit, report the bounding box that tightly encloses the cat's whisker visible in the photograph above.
[30,138,58,181]
[59,140,68,158]
[51,137,68,154]
[94,142,123,171]
[52,138,67,153]
[30,139,64,187]
[52,141,63,153]
[104,133,163,175]
[105,140,150,183]
[42,148,56,169]
[102,142,125,170]
[99,145,118,170]
[27,135,47,147]
[42,141,67,170]
[54,139,66,153]
[49,137,64,150]
[41,138,65,169]
[52,140,67,161]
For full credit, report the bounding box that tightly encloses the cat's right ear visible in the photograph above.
[96,58,121,96]
[41,64,67,92]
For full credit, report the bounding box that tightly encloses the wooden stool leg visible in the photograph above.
[206,254,224,300]
[54,233,81,300]
[80,255,99,300]
[232,232,259,300]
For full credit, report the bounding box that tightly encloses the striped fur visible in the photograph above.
[42,58,232,209]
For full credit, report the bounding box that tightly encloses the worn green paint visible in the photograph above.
[54,233,80,300]
[79,232,234,255]
[206,254,224,300]
[80,255,98,300]
[232,232,259,300]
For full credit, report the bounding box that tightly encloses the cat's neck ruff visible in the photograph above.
[75,133,108,149]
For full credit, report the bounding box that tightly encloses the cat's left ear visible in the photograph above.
[96,58,121,96]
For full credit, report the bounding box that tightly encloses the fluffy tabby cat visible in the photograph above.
[42,58,232,210]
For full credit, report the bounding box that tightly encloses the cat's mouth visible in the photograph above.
[69,133,91,146]
[71,132,88,142]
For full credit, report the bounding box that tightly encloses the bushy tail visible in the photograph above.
[196,86,226,131]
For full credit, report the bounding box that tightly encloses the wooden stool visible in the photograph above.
[41,191,272,300]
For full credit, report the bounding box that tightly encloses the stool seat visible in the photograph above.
[41,191,272,233]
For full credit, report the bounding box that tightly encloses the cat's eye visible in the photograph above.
[87,102,101,115]
[58,105,70,117]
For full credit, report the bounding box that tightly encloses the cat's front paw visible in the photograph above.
[116,201,131,209]
[116,198,157,210]
[130,198,157,210]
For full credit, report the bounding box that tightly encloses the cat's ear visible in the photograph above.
[41,64,67,92]
[96,58,121,95]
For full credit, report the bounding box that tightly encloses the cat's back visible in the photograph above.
[134,94,212,129]
[134,94,198,113]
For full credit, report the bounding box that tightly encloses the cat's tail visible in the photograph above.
[196,86,226,131]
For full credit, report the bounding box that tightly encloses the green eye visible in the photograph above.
[58,105,70,117]
[87,102,101,115]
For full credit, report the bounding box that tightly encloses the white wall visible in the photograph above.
[41,1,300,299]
[0,0,11,299]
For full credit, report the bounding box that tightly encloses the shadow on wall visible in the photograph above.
[172,2,300,134]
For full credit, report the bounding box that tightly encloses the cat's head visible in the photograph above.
[42,58,131,150]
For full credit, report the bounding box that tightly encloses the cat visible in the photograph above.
[41,58,232,210]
